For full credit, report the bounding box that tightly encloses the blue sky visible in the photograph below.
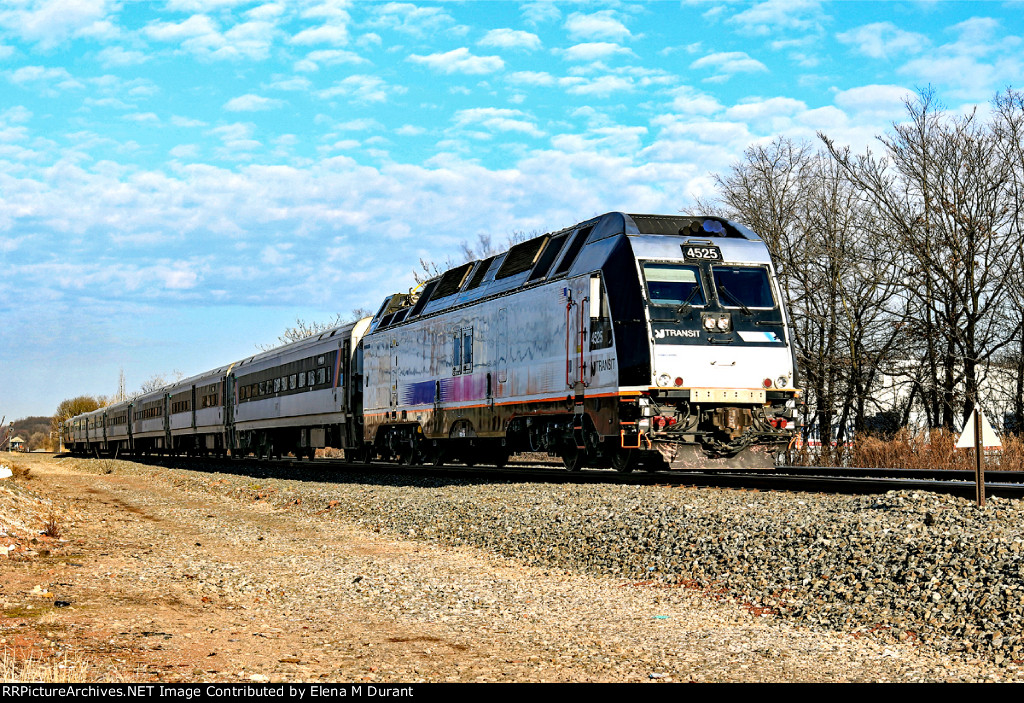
[1,0,1023,420]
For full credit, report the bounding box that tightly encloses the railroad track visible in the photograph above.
[113,454,1024,500]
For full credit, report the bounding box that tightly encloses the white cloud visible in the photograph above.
[144,14,219,43]
[247,3,286,21]
[690,51,768,81]
[268,76,312,91]
[125,112,161,124]
[559,75,634,97]
[301,0,351,21]
[833,84,914,119]
[169,144,200,158]
[453,108,544,137]
[369,3,454,36]
[97,46,150,67]
[726,96,807,121]
[0,0,115,49]
[669,86,723,115]
[143,14,275,61]
[521,1,561,25]
[7,65,82,95]
[208,122,262,159]
[408,47,504,74]
[478,28,541,51]
[334,118,383,131]
[564,11,631,42]
[507,71,555,87]
[2,106,33,124]
[290,22,348,46]
[896,17,1023,99]
[9,64,73,84]
[560,42,635,63]
[837,22,928,59]
[293,48,367,72]
[219,20,277,60]
[316,75,404,103]
[171,115,207,128]
[727,0,826,37]
[224,94,284,112]
[166,0,252,11]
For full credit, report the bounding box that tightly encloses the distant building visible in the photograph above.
[9,436,26,452]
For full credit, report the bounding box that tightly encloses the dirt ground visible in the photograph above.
[0,452,1007,683]
[3,453,531,683]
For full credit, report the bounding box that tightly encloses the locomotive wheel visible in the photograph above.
[561,446,584,472]
[493,451,509,469]
[611,449,637,473]
[396,441,417,466]
[427,445,446,467]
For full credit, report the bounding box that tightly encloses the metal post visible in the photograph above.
[975,408,985,508]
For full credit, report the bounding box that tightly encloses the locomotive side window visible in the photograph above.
[462,328,474,373]
[589,278,614,351]
[452,328,474,374]
[642,263,705,307]
[711,266,775,309]
[452,332,462,375]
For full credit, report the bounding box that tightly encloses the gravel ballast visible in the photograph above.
[70,456,1024,671]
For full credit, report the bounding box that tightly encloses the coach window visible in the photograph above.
[274,378,281,393]
[318,368,326,385]
[326,366,333,384]
[290,374,297,390]
[298,371,306,388]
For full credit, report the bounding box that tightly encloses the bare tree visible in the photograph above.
[261,308,374,350]
[706,137,906,453]
[823,88,1021,428]
[413,230,535,284]
[992,88,1024,431]
[50,395,102,437]
[134,371,185,396]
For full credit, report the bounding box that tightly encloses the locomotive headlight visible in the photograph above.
[657,373,672,387]
[703,316,717,331]
[776,375,789,388]
[716,315,731,331]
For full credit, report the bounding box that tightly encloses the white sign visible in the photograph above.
[956,408,1002,449]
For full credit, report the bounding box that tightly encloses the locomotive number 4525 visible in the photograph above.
[681,244,722,261]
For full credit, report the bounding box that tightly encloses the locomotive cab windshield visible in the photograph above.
[711,265,775,311]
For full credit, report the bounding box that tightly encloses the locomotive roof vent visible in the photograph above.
[630,214,747,239]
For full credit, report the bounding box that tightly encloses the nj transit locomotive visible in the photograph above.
[65,212,800,471]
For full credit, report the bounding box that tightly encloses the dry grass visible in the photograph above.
[5,461,31,480]
[39,510,62,539]
[1,649,93,683]
[790,428,1024,470]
